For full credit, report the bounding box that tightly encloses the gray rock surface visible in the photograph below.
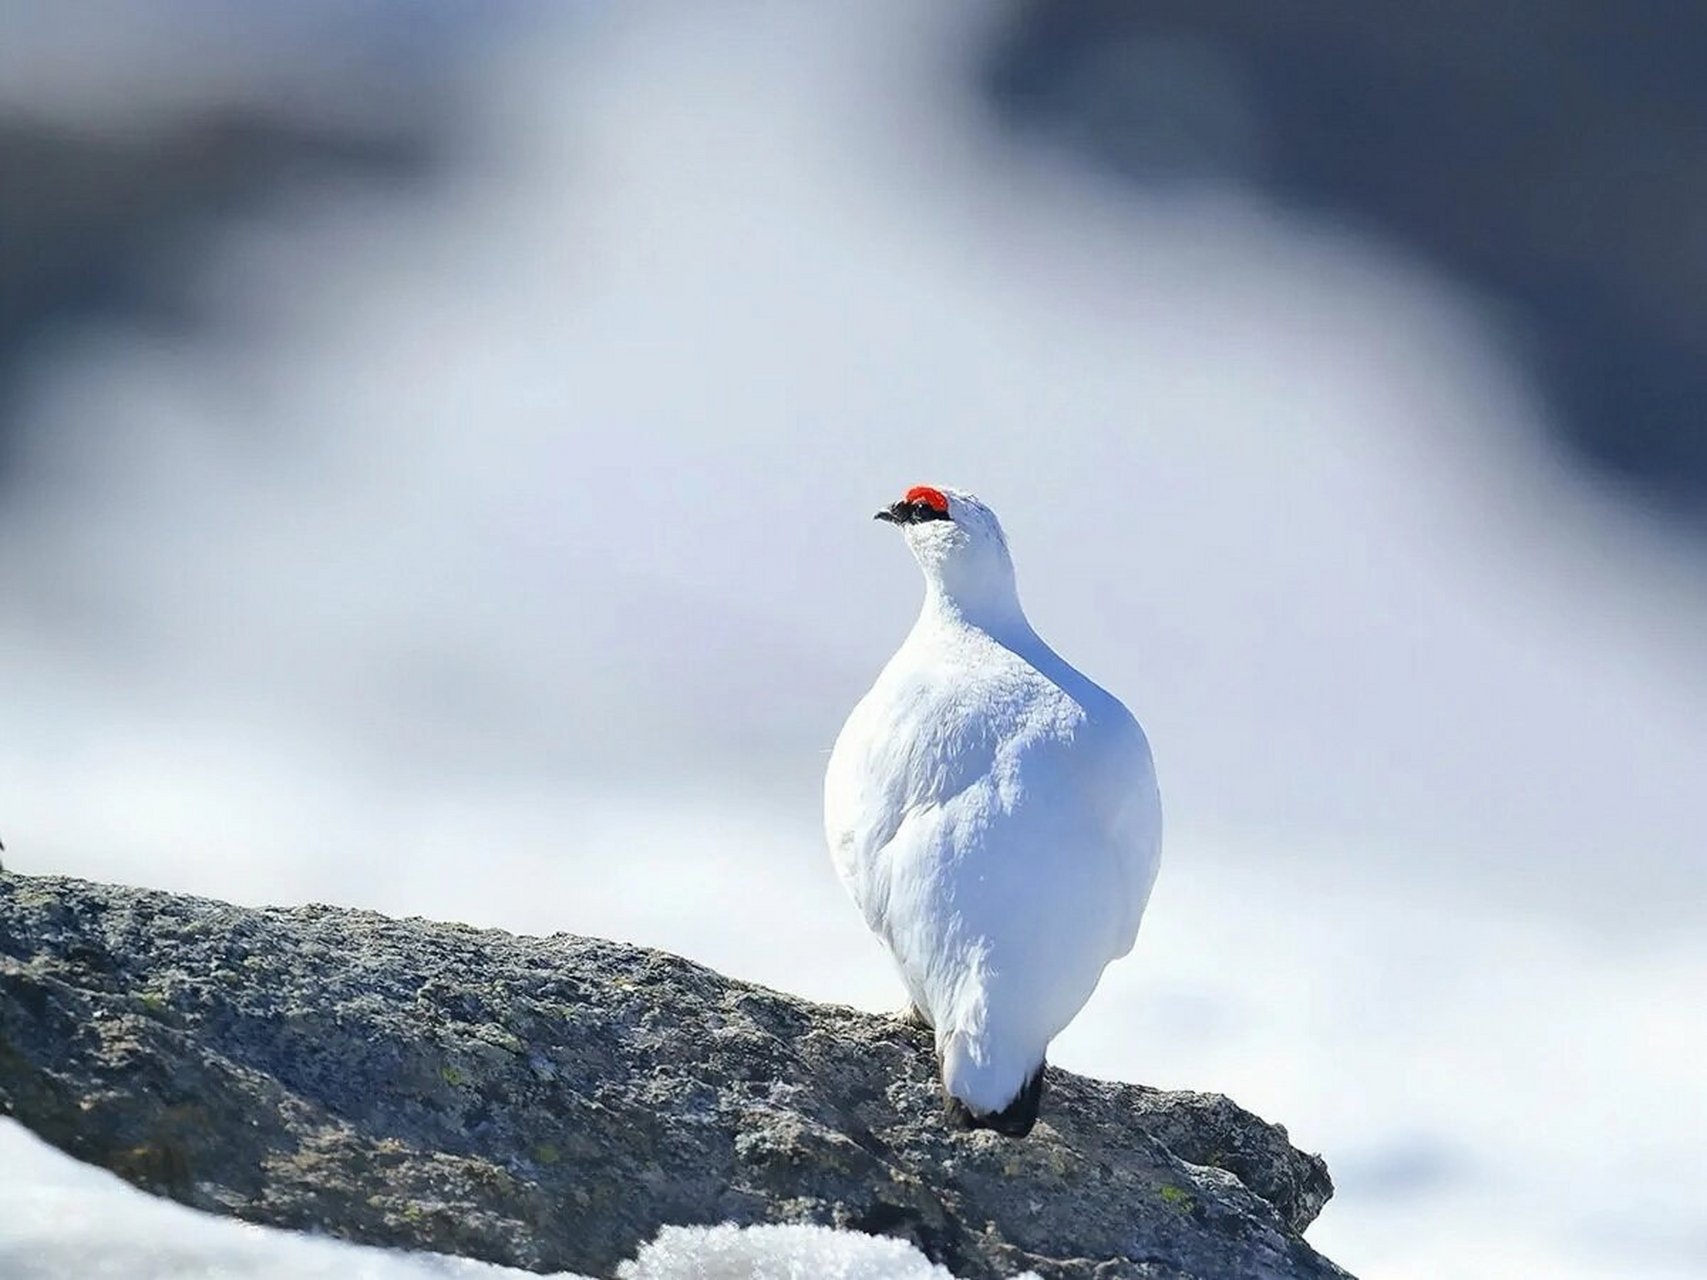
[0,873,1351,1279]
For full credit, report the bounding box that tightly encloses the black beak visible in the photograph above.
[874,504,903,523]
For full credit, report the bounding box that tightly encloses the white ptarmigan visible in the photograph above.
[824,485,1162,1137]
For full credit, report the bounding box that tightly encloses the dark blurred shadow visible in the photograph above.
[0,1,514,493]
[983,2,1707,536]
[0,112,439,375]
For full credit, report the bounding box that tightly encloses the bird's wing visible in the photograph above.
[823,666,999,936]
[1038,681,1162,959]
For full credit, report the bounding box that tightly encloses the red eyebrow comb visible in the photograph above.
[904,486,949,513]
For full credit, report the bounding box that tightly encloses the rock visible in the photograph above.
[0,873,1351,1280]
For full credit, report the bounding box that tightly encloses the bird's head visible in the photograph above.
[874,485,1017,610]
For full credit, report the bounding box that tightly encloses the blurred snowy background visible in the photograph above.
[2,2,1705,1277]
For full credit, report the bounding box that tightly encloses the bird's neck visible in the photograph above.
[917,559,1035,647]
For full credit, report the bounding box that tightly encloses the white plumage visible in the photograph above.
[824,485,1161,1135]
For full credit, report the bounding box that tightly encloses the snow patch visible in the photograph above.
[619,1222,1007,1280]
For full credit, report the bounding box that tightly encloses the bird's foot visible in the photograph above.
[941,1062,1046,1139]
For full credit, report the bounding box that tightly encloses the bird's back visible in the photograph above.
[825,617,1160,1111]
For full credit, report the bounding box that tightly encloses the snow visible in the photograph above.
[1064,847,1707,1280]
[2,1,1705,1278]
[619,1223,985,1280]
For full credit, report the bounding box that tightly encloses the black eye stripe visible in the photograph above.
[905,500,951,523]
[879,498,953,524]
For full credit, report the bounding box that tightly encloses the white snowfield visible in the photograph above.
[0,1121,1017,1280]
[826,488,1161,1119]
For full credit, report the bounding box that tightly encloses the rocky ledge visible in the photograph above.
[0,873,1350,1279]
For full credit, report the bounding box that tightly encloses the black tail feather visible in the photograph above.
[943,1062,1046,1138]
